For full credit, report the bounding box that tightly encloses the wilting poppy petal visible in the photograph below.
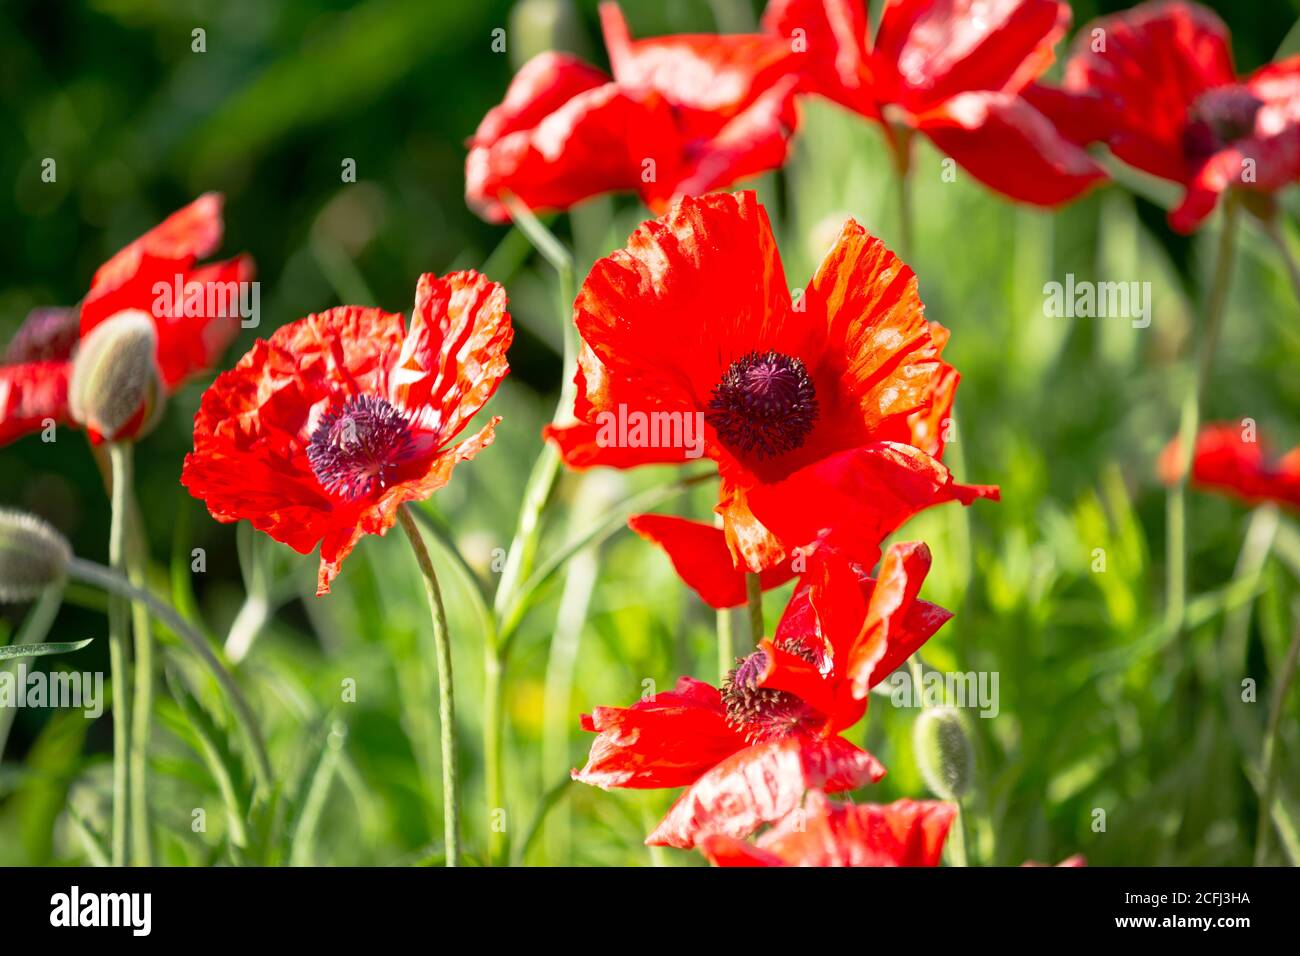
[645,734,885,848]
[627,514,798,609]
[573,676,747,789]
[916,91,1107,205]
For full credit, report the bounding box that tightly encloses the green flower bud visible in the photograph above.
[0,509,72,601]
[68,309,163,443]
[913,705,975,801]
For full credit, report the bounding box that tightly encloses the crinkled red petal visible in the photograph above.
[572,676,747,789]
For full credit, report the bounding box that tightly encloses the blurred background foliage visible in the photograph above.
[2,0,1299,866]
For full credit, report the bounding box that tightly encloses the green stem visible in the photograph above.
[949,802,970,867]
[891,128,914,262]
[1166,193,1239,639]
[115,444,154,867]
[107,443,132,867]
[397,506,460,867]
[0,584,64,758]
[66,556,273,793]
[1254,614,1300,865]
[744,572,764,645]
[488,192,578,866]
[1262,215,1300,305]
[716,605,734,682]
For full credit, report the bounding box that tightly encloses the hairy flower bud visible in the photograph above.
[913,706,974,801]
[0,509,72,601]
[68,309,163,443]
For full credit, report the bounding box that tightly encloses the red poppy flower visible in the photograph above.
[761,0,1106,205]
[545,190,996,605]
[573,543,950,848]
[466,3,799,221]
[181,272,512,595]
[699,790,956,866]
[1064,1,1300,232]
[1158,421,1300,510]
[0,194,253,446]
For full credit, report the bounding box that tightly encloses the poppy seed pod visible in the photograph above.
[68,309,164,443]
[913,705,974,801]
[0,508,72,602]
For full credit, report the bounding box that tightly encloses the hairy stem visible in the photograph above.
[398,506,460,867]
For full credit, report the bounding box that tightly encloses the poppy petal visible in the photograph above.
[916,91,1107,206]
[0,361,71,447]
[873,0,1069,115]
[394,271,513,445]
[746,791,956,866]
[573,676,747,789]
[761,0,878,119]
[88,193,225,294]
[574,191,795,417]
[150,254,255,389]
[466,79,677,223]
[645,734,886,848]
[627,514,797,609]
[741,440,999,572]
[1065,1,1236,184]
[848,540,952,698]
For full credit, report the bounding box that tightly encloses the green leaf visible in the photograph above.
[0,638,91,661]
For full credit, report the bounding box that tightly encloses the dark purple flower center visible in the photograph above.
[5,307,79,364]
[721,639,822,744]
[1183,86,1263,164]
[306,395,416,500]
[706,350,817,459]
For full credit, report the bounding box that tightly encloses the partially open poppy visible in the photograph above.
[181,272,512,594]
[1064,0,1300,232]
[466,3,799,221]
[762,0,1106,205]
[573,543,950,848]
[699,789,956,866]
[1158,421,1300,510]
[546,190,996,606]
[0,194,253,446]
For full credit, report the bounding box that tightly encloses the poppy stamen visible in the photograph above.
[307,394,416,500]
[721,639,822,744]
[706,350,817,458]
[1183,86,1263,163]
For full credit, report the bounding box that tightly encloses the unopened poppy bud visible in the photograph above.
[913,706,974,801]
[68,309,163,443]
[0,509,72,601]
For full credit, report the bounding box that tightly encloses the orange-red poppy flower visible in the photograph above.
[466,3,798,221]
[181,272,512,594]
[699,790,956,866]
[546,190,995,606]
[573,544,950,848]
[0,194,253,446]
[762,0,1106,205]
[1158,421,1300,510]
[1064,1,1300,232]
